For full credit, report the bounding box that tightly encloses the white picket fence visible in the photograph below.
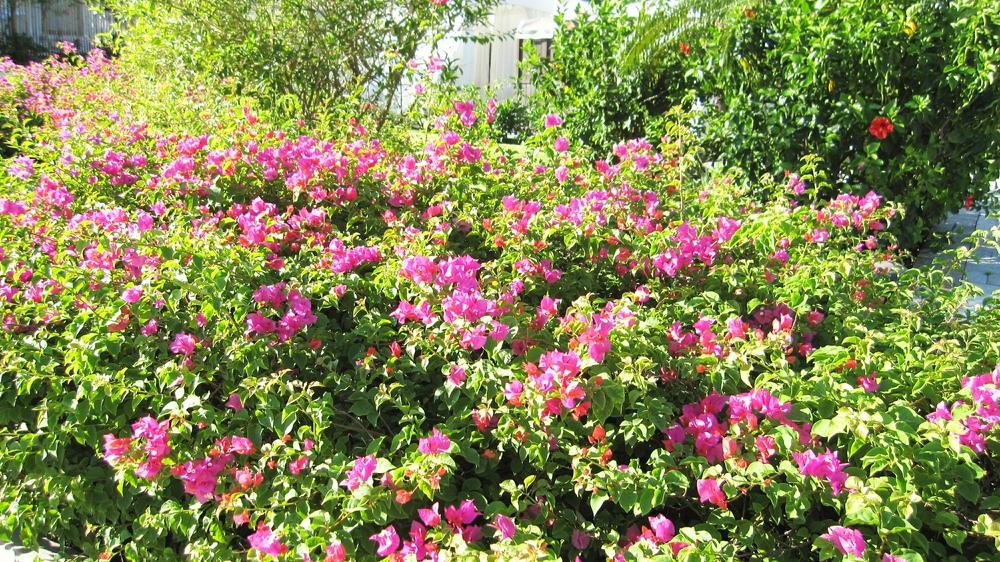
[1,0,115,55]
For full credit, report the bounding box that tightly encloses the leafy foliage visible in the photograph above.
[107,0,498,117]
[687,0,1000,250]
[533,0,1000,250]
[622,0,750,69]
[524,0,685,155]
[0,31,49,65]
[1,50,1000,562]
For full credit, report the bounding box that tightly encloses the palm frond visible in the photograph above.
[622,0,752,70]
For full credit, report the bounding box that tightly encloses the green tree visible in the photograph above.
[108,0,499,118]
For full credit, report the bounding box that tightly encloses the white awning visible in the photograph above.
[514,17,558,40]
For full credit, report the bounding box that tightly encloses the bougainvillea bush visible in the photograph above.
[3,50,1000,561]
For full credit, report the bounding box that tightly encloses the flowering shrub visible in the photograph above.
[1,51,1000,561]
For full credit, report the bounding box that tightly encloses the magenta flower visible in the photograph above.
[444,499,481,528]
[418,428,451,455]
[793,448,851,495]
[697,478,727,508]
[102,434,132,464]
[857,375,879,392]
[418,502,441,527]
[491,514,516,541]
[230,436,255,454]
[648,514,675,542]
[225,393,244,411]
[820,526,865,557]
[544,114,563,128]
[169,332,197,355]
[461,525,483,542]
[927,401,953,423]
[369,525,400,556]
[554,137,569,152]
[883,555,904,562]
[177,456,230,503]
[504,380,524,405]
[448,365,467,386]
[245,312,277,335]
[489,321,510,342]
[121,286,143,303]
[341,454,378,490]
[670,542,692,555]
[571,529,591,549]
[247,523,288,557]
[555,166,569,183]
[289,455,309,475]
[325,540,346,562]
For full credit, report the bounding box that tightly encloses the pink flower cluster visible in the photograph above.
[232,197,330,255]
[324,238,381,273]
[246,282,317,341]
[453,101,476,127]
[418,428,451,454]
[560,302,635,363]
[34,176,75,208]
[611,138,662,172]
[927,362,1000,454]
[661,389,811,464]
[248,522,288,557]
[666,316,728,358]
[341,454,378,490]
[173,452,233,503]
[88,150,145,186]
[500,196,544,236]
[820,525,865,557]
[793,448,851,496]
[697,478,727,508]
[512,258,562,284]
[787,173,806,195]
[817,191,889,243]
[103,415,171,479]
[366,499,483,560]
[748,303,821,357]
[651,218,741,277]
[514,349,589,421]
[169,435,258,503]
[613,515,687,559]
[392,254,513,350]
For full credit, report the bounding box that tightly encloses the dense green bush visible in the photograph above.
[0,31,49,65]
[532,0,1000,249]
[3,50,1000,562]
[524,0,686,154]
[691,0,1000,249]
[108,0,498,118]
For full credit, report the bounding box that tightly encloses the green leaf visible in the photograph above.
[934,511,959,527]
[590,493,609,515]
[956,481,980,503]
[944,529,967,552]
[590,379,625,424]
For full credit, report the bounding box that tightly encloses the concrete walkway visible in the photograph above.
[912,206,1000,309]
[0,536,59,562]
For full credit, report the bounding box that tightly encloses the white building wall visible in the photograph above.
[1,0,114,55]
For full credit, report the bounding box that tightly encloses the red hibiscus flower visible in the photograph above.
[869,117,894,139]
[679,43,690,56]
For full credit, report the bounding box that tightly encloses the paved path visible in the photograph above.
[912,206,1000,309]
[0,535,59,562]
